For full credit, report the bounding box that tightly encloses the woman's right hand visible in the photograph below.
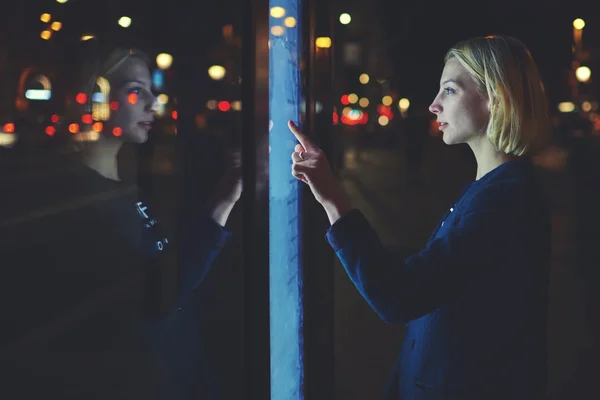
[288,121,350,224]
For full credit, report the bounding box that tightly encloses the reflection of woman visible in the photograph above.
[5,47,240,399]
[290,36,552,399]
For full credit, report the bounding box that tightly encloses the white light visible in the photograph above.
[156,53,173,70]
[575,66,591,83]
[56,0,68,3]
[118,16,132,28]
[208,65,226,80]
[339,13,351,25]
[25,89,51,100]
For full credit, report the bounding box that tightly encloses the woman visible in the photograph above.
[289,36,552,399]
[3,47,240,399]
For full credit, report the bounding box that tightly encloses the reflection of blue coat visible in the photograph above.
[0,161,231,399]
[326,158,551,399]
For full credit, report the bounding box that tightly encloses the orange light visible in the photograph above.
[218,101,231,112]
[68,123,79,134]
[171,110,178,119]
[3,123,15,133]
[51,114,59,123]
[112,127,122,137]
[81,114,93,124]
[110,101,119,111]
[92,122,103,132]
[75,93,87,104]
[128,93,138,104]
[45,126,55,136]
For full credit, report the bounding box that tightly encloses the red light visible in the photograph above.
[110,101,119,111]
[92,122,103,132]
[171,110,178,120]
[128,93,138,104]
[45,126,55,136]
[68,123,80,134]
[3,123,15,133]
[341,95,350,105]
[218,101,231,112]
[51,114,59,123]
[113,127,122,137]
[81,114,93,124]
[75,93,87,104]
[333,112,339,125]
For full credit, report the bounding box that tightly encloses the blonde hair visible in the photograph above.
[444,36,551,156]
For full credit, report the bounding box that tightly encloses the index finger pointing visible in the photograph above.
[288,120,317,152]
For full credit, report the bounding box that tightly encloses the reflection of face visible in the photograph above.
[107,57,156,143]
[429,58,490,146]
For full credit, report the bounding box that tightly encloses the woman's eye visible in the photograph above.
[129,87,142,95]
[444,87,456,95]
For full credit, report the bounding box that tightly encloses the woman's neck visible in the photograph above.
[81,135,123,182]
[468,135,517,181]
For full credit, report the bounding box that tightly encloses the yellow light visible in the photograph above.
[51,21,62,31]
[359,73,369,84]
[582,101,592,112]
[157,94,169,105]
[359,98,369,107]
[398,98,410,111]
[271,26,285,36]
[270,6,286,18]
[573,18,585,30]
[284,17,296,28]
[156,53,173,70]
[40,13,51,23]
[231,101,242,111]
[81,34,95,41]
[382,95,393,106]
[342,106,352,115]
[348,93,358,104]
[378,115,390,126]
[208,65,226,80]
[56,0,68,3]
[206,100,218,110]
[316,37,332,48]
[40,30,51,40]
[118,16,132,28]
[339,13,351,25]
[558,102,575,113]
[576,66,591,82]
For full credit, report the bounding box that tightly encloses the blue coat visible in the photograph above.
[326,158,551,399]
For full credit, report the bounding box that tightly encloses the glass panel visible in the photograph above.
[0,1,244,398]
[268,1,304,398]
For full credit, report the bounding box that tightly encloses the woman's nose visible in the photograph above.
[429,100,441,114]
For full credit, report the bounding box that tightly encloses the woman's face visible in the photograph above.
[107,57,156,143]
[428,58,490,146]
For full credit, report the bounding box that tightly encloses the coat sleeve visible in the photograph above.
[325,193,531,323]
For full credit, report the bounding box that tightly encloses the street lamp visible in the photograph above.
[156,53,173,70]
[576,66,591,83]
[339,13,351,25]
[208,65,226,80]
[118,16,132,28]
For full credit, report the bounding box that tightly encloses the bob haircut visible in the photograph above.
[444,35,551,156]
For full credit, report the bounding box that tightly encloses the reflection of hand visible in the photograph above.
[288,120,350,224]
[208,149,242,226]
